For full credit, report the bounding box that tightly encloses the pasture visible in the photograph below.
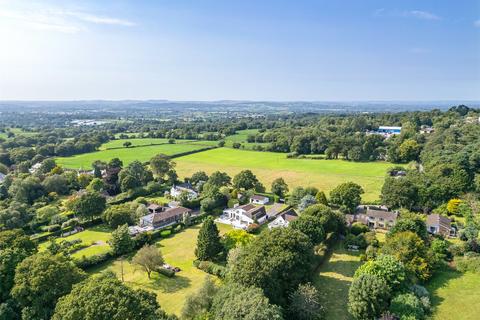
[175,148,394,201]
[56,143,210,169]
[90,222,232,316]
[100,138,195,150]
[313,242,363,320]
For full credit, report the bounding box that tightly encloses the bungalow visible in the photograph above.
[170,183,198,200]
[354,205,398,230]
[268,209,298,229]
[427,214,455,237]
[140,205,192,229]
[220,204,267,229]
[250,194,269,205]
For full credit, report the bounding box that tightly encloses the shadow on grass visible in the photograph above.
[426,265,463,312]
[129,273,192,293]
[315,274,354,320]
[324,260,363,278]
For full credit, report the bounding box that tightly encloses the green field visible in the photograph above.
[90,223,232,316]
[313,242,363,320]
[38,225,113,259]
[224,129,268,149]
[427,268,480,320]
[100,138,196,150]
[0,128,37,139]
[175,148,394,201]
[56,143,210,169]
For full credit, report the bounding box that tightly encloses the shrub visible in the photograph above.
[344,233,367,249]
[449,242,468,257]
[46,224,61,232]
[246,223,261,234]
[455,254,480,273]
[195,260,227,278]
[348,274,390,320]
[156,267,175,278]
[351,222,369,236]
[389,293,425,320]
[61,218,79,229]
[75,252,113,269]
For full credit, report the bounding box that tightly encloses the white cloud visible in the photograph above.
[404,10,441,20]
[66,12,136,27]
[0,2,135,34]
[474,19,480,27]
[373,8,441,21]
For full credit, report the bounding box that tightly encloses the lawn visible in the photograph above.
[100,138,196,150]
[56,143,210,169]
[89,222,232,316]
[38,225,113,259]
[313,242,363,320]
[426,267,480,320]
[175,148,394,201]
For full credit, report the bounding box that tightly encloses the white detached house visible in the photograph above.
[220,204,267,229]
[170,183,198,200]
[250,194,269,205]
[268,209,298,229]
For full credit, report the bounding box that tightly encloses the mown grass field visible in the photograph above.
[313,242,363,320]
[427,268,480,320]
[89,223,232,316]
[56,143,210,169]
[38,225,112,259]
[175,148,394,201]
[100,138,196,150]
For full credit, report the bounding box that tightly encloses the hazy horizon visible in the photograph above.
[1,0,479,101]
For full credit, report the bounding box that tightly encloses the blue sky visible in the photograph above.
[0,0,479,100]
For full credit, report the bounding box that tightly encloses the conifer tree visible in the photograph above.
[195,217,222,261]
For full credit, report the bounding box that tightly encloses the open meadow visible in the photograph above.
[56,143,210,168]
[175,148,394,202]
[89,222,232,316]
[100,138,196,150]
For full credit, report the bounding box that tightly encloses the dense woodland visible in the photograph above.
[0,104,480,320]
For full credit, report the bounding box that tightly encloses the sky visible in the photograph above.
[0,0,479,101]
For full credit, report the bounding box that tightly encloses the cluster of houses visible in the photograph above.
[128,179,457,238]
[346,205,456,238]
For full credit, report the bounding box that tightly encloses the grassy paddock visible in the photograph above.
[313,242,363,320]
[175,148,394,201]
[427,267,480,320]
[56,143,209,169]
[89,222,232,316]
